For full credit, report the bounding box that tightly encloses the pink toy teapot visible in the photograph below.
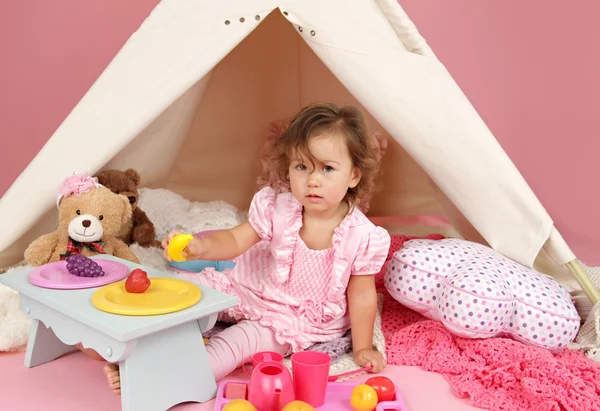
[248,360,294,411]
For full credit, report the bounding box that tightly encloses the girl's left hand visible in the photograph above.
[354,348,386,373]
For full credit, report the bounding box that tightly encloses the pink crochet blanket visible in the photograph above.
[376,235,600,411]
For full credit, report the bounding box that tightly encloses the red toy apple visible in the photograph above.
[365,376,395,402]
[125,268,151,293]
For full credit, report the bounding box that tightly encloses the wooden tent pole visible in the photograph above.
[566,259,600,304]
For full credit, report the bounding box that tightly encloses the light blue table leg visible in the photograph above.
[120,318,216,411]
[25,319,77,368]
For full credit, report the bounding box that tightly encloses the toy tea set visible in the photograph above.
[214,350,408,411]
[26,233,206,315]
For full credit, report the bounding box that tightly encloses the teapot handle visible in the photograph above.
[243,352,277,375]
[242,361,253,375]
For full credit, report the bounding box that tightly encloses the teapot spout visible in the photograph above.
[273,388,283,411]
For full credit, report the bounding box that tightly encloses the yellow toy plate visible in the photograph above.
[91,277,201,316]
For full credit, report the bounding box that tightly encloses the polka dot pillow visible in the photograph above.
[384,238,580,350]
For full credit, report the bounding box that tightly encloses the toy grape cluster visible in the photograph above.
[66,255,105,277]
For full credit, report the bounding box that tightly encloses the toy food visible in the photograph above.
[221,399,257,411]
[365,376,395,402]
[167,233,194,262]
[65,254,105,277]
[282,400,316,411]
[125,268,151,293]
[350,384,378,411]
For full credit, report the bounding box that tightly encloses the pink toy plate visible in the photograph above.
[214,379,408,411]
[28,259,129,290]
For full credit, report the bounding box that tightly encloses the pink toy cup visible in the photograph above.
[291,351,331,407]
[243,351,284,375]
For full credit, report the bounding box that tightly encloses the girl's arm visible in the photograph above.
[164,221,261,261]
[347,274,386,372]
[347,275,377,351]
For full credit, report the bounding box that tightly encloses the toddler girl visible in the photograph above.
[104,103,391,393]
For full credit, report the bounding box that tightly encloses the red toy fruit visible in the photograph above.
[125,268,151,293]
[365,376,395,402]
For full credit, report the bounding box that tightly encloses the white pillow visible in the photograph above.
[385,238,580,350]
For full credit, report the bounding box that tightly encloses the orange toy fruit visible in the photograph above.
[282,400,317,411]
[125,268,151,293]
[350,384,378,411]
[222,399,257,411]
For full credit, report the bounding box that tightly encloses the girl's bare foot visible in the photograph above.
[103,364,121,395]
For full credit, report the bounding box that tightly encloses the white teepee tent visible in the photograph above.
[1,0,597,303]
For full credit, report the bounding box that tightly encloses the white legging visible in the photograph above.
[206,320,291,381]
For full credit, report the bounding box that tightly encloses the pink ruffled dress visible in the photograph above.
[183,187,391,351]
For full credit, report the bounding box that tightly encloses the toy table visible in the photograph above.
[0,255,238,411]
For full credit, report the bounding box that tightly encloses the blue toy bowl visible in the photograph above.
[168,259,236,273]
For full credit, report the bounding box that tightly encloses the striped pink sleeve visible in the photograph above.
[351,226,391,275]
[247,186,277,240]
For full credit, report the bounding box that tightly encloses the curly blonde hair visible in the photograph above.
[258,103,382,211]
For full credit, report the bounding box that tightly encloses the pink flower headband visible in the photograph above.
[56,173,103,207]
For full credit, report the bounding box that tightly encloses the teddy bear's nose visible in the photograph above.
[82,220,91,228]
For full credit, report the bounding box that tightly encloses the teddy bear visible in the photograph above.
[95,168,158,247]
[24,174,139,266]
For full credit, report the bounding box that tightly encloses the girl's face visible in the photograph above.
[288,132,361,214]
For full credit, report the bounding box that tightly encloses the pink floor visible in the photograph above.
[0,351,483,410]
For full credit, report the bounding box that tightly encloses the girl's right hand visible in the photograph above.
[161,230,203,261]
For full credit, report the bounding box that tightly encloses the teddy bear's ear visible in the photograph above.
[125,169,141,186]
[95,170,108,185]
[118,194,133,225]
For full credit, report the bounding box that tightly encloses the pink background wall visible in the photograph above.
[1,1,599,264]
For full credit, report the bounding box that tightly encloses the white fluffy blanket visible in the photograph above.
[0,283,30,352]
